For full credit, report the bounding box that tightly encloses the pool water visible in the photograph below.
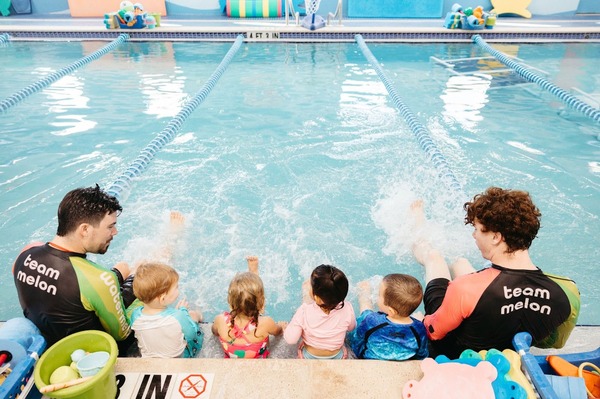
[1,41,598,325]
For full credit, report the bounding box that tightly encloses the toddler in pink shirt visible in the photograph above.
[283,265,356,359]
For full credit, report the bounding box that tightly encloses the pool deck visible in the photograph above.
[2,15,600,42]
[112,324,599,399]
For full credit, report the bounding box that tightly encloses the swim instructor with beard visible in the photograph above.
[12,185,136,354]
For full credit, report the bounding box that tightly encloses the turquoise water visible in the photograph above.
[1,41,598,325]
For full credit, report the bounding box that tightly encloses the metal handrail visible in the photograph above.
[285,0,300,26]
[327,0,343,26]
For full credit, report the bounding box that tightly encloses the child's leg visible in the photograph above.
[357,280,374,313]
[160,211,185,263]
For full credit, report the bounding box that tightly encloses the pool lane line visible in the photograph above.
[473,35,600,131]
[354,34,464,194]
[0,33,129,113]
[107,34,245,202]
[0,33,9,44]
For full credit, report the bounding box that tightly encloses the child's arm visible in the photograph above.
[176,299,202,322]
[212,314,223,336]
[246,255,259,275]
[357,280,374,313]
[260,317,285,336]
[283,307,304,344]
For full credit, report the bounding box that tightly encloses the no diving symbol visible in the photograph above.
[179,374,207,398]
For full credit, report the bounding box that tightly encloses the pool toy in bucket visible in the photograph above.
[34,330,118,399]
[0,317,46,399]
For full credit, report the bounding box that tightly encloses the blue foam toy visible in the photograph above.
[0,318,47,399]
[435,349,527,399]
[444,12,462,29]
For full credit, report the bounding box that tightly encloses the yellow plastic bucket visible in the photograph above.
[34,330,118,399]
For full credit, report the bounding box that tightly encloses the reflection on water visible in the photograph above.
[39,72,97,136]
[0,42,598,325]
[441,75,490,130]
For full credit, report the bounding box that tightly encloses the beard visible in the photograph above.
[94,239,111,254]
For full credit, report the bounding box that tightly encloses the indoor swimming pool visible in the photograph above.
[0,39,598,326]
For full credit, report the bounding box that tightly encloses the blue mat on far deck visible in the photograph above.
[347,0,443,18]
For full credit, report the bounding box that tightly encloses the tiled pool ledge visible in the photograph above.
[1,18,600,42]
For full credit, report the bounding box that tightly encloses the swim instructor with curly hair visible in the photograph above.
[411,187,579,358]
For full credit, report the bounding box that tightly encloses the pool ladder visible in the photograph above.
[284,0,343,26]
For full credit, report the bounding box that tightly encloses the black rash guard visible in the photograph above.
[423,264,577,358]
[13,243,130,347]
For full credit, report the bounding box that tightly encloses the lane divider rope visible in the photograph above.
[0,34,130,113]
[355,34,464,194]
[107,34,245,201]
[473,35,600,130]
[0,33,10,44]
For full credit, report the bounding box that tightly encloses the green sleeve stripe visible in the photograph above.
[71,257,131,341]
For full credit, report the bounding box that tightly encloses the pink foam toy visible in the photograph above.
[402,357,497,399]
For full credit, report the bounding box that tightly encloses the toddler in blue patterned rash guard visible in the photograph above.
[348,274,428,360]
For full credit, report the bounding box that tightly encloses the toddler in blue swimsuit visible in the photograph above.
[348,274,428,360]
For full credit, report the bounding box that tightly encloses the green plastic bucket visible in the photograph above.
[34,330,118,399]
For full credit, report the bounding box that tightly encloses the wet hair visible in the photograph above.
[133,262,179,303]
[464,186,541,253]
[227,272,265,338]
[382,274,423,317]
[311,264,349,312]
[56,185,122,236]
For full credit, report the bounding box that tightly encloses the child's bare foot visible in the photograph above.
[246,255,259,274]
[410,199,425,230]
[357,280,371,295]
[169,211,185,233]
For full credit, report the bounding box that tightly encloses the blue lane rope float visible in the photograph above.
[0,33,10,44]
[0,33,129,113]
[107,34,245,201]
[473,35,600,128]
[354,34,464,194]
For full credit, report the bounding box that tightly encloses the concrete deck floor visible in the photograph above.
[106,324,600,399]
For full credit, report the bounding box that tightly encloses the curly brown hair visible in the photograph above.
[464,187,541,253]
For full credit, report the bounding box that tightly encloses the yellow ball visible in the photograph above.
[49,366,79,384]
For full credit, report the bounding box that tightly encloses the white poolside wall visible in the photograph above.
[28,0,596,18]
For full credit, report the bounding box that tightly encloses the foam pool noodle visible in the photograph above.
[501,349,537,399]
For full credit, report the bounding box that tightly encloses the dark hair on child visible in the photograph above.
[311,264,349,312]
[382,274,423,317]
